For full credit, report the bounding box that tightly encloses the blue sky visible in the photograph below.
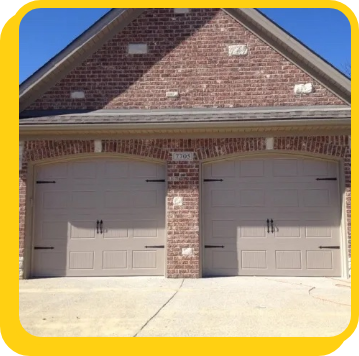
[19,8,351,84]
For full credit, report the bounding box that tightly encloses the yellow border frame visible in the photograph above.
[0,1,356,353]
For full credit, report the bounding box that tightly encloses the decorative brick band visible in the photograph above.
[19,136,351,278]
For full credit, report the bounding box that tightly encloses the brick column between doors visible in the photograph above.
[166,160,200,278]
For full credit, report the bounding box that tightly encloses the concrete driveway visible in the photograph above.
[19,277,351,337]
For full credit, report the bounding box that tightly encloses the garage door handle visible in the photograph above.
[267,219,270,233]
[319,246,340,249]
[270,219,274,234]
[205,245,224,248]
[34,246,54,250]
[145,245,165,248]
[96,220,100,234]
[100,220,103,234]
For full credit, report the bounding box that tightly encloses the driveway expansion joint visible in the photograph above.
[133,279,185,337]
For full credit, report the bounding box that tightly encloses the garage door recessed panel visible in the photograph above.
[133,220,158,238]
[70,221,96,239]
[274,221,300,238]
[276,251,302,269]
[273,159,298,177]
[307,251,333,269]
[104,161,129,178]
[103,221,129,238]
[212,220,236,238]
[133,190,157,208]
[103,251,127,269]
[43,191,70,209]
[270,190,299,207]
[42,221,68,239]
[131,162,157,178]
[72,162,97,179]
[212,251,238,269]
[304,190,329,207]
[303,160,328,176]
[240,221,266,238]
[306,223,332,238]
[211,161,235,177]
[72,191,97,209]
[69,252,94,269]
[133,251,157,268]
[242,251,267,269]
[240,190,265,207]
[38,163,68,179]
[240,160,264,177]
[211,190,236,207]
[105,191,130,208]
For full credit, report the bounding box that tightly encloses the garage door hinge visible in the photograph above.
[316,178,337,181]
[319,246,340,249]
[203,179,223,182]
[146,179,165,183]
[36,180,56,184]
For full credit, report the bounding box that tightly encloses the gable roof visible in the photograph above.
[19,8,351,112]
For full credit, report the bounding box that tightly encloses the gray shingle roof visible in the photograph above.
[19,106,351,126]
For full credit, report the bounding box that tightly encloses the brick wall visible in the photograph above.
[27,8,344,111]
[19,136,351,278]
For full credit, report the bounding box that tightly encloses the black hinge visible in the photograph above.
[319,246,340,249]
[203,179,223,182]
[34,246,54,250]
[146,179,165,183]
[36,180,56,184]
[205,245,224,248]
[145,245,165,248]
[316,178,337,181]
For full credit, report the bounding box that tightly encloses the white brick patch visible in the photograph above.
[266,137,274,150]
[348,257,351,278]
[174,8,190,14]
[128,44,148,54]
[166,91,179,98]
[19,141,24,170]
[228,44,248,56]
[182,247,194,256]
[294,83,313,94]
[19,257,24,278]
[173,197,183,206]
[70,91,85,99]
[94,140,102,153]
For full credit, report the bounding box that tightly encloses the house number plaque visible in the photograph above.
[171,152,194,161]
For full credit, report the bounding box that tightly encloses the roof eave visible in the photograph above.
[19,117,351,134]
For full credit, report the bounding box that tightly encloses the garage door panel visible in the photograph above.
[275,250,302,270]
[204,157,341,277]
[103,220,130,239]
[307,250,334,269]
[240,160,264,177]
[70,221,96,239]
[37,162,68,180]
[102,251,128,269]
[242,251,267,269]
[34,159,165,277]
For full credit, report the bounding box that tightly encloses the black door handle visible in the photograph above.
[266,219,270,233]
[270,219,274,234]
[96,220,100,234]
[100,220,103,234]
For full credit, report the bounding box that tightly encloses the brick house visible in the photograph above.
[19,8,351,279]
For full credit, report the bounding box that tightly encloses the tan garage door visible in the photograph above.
[203,157,342,277]
[33,158,166,277]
